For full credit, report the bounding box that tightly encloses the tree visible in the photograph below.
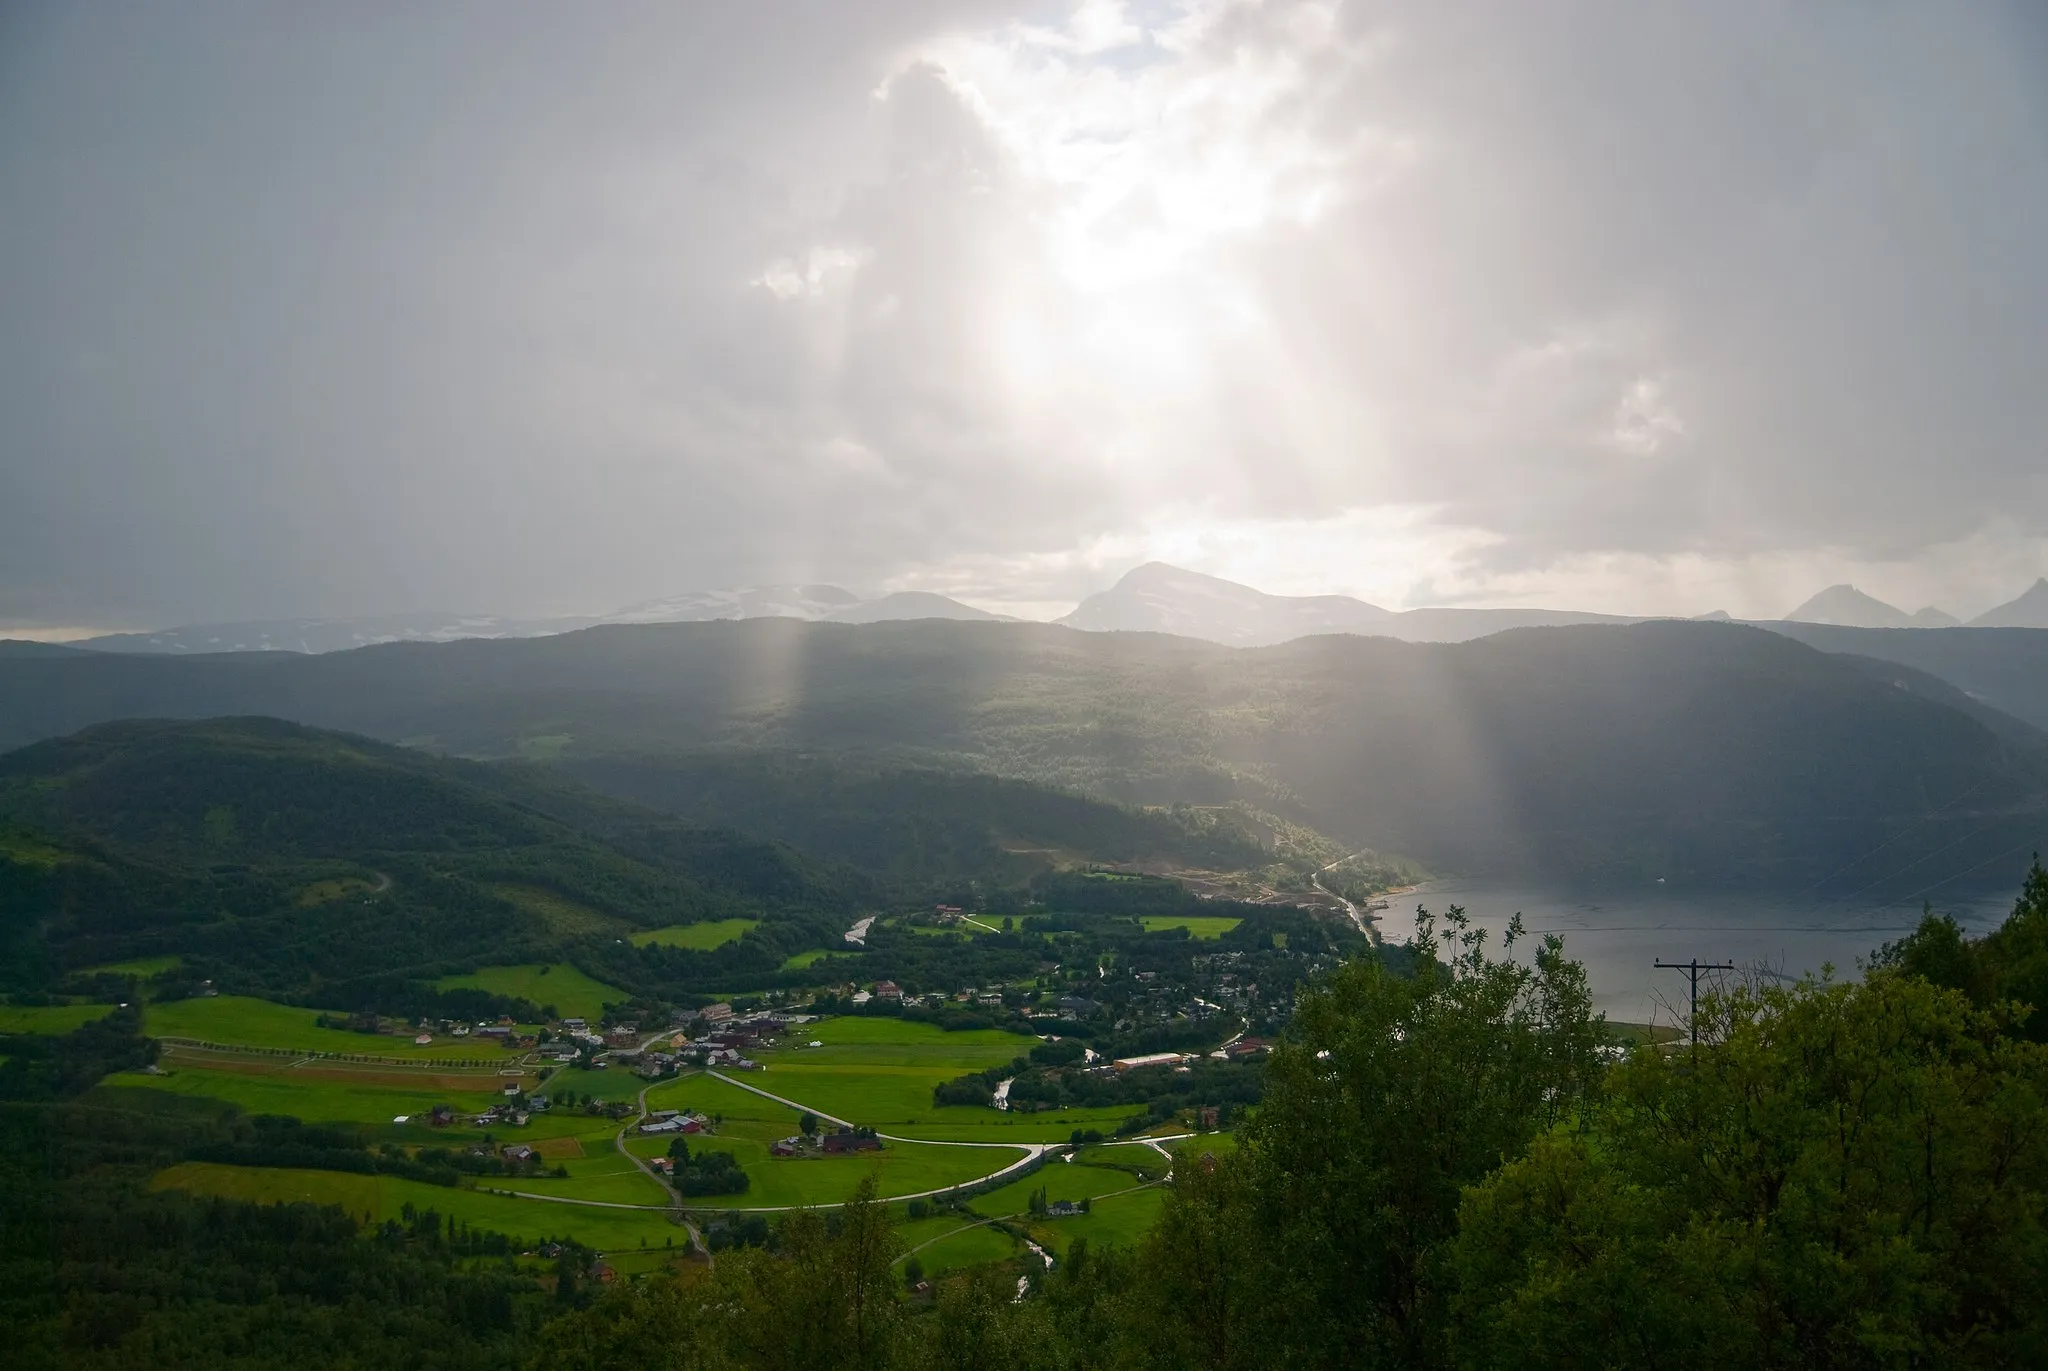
[1452,969,2048,1369]
[800,1110,818,1137]
[1137,906,1607,1368]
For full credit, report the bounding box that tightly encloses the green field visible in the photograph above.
[102,1056,537,1131]
[897,1105,1145,1143]
[1035,1185,1166,1255]
[779,949,844,971]
[636,1072,1034,1207]
[434,963,623,1020]
[1074,1142,1170,1177]
[968,1163,1146,1221]
[0,1002,115,1034]
[542,1063,650,1104]
[1138,915,1242,939]
[509,1148,670,1207]
[630,919,759,950]
[154,1162,682,1252]
[146,996,524,1058]
[748,1016,1029,1128]
[904,1220,1023,1275]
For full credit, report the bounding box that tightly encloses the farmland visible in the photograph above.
[108,996,1190,1265]
[1033,1185,1167,1255]
[1138,915,1242,938]
[433,963,624,1020]
[968,1162,1145,1220]
[153,1161,684,1251]
[145,996,534,1058]
[629,918,760,950]
[0,1002,114,1034]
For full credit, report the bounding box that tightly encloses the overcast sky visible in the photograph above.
[4,0,2045,634]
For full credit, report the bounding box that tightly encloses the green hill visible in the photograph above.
[557,752,1286,882]
[3,620,2046,896]
[0,717,865,1005]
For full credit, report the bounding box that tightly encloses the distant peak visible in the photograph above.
[1784,584,1914,628]
[1969,576,2048,628]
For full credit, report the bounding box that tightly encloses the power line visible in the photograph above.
[1654,958,1735,1050]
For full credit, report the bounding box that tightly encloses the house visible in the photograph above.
[1114,1052,1187,1072]
[1058,996,1101,1017]
[641,1118,683,1135]
[874,981,903,1001]
[478,1025,512,1040]
[502,1144,536,1162]
[702,1003,733,1024]
[428,1105,454,1127]
[650,1156,673,1175]
[414,1032,433,1045]
[935,904,962,917]
[771,1137,803,1157]
[680,1116,705,1134]
[1048,1200,1081,1218]
[561,1017,588,1032]
[451,1024,471,1036]
[1228,1037,1270,1060]
[529,1095,551,1112]
[606,1029,639,1048]
[502,1082,521,1096]
[978,993,1002,1008]
[649,1109,680,1121]
[822,1128,881,1155]
[851,991,872,1006]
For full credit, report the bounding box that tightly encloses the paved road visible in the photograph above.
[615,1078,707,1256]
[1314,854,1381,944]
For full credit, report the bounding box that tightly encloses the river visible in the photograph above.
[1378,877,2019,1024]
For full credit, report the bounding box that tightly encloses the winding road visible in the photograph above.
[1314,854,1381,944]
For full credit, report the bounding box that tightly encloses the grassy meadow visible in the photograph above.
[968,1162,1146,1220]
[0,1002,115,1034]
[629,918,759,950]
[433,963,623,1020]
[1033,1185,1167,1256]
[903,1220,1025,1275]
[1138,915,1242,938]
[153,1162,683,1252]
[145,996,532,1058]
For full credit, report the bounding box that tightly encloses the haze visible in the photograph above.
[4,1,2046,636]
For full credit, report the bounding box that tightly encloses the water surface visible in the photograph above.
[1378,878,2017,1025]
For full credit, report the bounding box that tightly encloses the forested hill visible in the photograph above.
[3,620,2047,895]
[0,717,866,1002]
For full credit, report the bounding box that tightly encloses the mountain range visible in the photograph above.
[4,617,2045,898]
[67,584,1003,655]
[60,566,2048,657]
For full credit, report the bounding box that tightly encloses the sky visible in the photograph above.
[4,0,2046,635]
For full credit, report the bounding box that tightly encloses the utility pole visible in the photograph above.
[1654,958,1735,1049]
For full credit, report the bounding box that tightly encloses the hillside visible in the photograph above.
[1972,577,2048,628]
[4,621,2044,897]
[0,717,865,1004]
[556,753,1287,882]
[1757,622,2048,730]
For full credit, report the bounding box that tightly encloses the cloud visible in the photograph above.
[2,1,2043,630]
